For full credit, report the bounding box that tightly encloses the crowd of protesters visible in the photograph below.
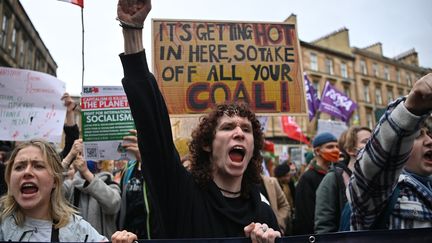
[0,0,431,242]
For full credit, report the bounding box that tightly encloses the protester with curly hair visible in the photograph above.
[115,0,281,241]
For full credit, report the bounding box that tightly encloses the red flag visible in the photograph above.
[281,116,310,145]
[58,0,84,8]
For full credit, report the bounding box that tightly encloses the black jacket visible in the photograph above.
[293,165,326,235]
[120,51,278,239]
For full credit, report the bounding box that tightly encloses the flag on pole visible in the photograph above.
[318,81,357,122]
[281,116,310,145]
[58,0,84,8]
[304,73,320,121]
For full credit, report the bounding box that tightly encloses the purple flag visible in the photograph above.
[318,81,357,122]
[304,74,320,121]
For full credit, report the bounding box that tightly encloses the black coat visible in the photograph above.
[120,51,278,239]
[293,166,326,235]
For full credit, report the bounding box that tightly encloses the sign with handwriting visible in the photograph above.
[0,67,66,142]
[152,19,306,115]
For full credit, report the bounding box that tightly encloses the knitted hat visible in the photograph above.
[312,132,337,148]
[274,163,290,177]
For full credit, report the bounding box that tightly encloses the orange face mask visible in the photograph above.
[320,149,340,163]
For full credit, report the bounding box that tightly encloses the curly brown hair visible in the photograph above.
[188,102,264,198]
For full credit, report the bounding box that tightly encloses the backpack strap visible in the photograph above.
[51,220,59,242]
[333,166,348,213]
[73,187,81,208]
[121,160,137,190]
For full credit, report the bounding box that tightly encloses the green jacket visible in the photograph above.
[314,166,347,233]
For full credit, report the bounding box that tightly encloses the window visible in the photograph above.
[310,52,318,71]
[360,60,367,75]
[35,51,42,71]
[396,69,401,83]
[373,63,379,77]
[366,111,373,129]
[343,85,351,98]
[313,80,320,98]
[341,63,348,78]
[10,25,17,58]
[406,73,412,86]
[363,83,370,103]
[19,35,26,67]
[1,14,10,49]
[384,66,390,80]
[375,87,382,105]
[387,87,394,104]
[325,58,334,75]
[398,88,404,98]
[26,42,34,69]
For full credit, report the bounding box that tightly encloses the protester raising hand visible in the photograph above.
[117,0,151,26]
[404,73,432,115]
[116,0,281,241]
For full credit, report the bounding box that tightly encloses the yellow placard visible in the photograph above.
[152,19,306,115]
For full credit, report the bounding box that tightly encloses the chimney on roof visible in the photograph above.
[362,42,383,55]
[394,48,419,66]
[311,27,351,55]
[284,14,297,25]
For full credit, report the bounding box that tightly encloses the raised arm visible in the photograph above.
[60,92,80,159]
[117,0,190,237]
[117,0,150,54]
[349,73,432,230]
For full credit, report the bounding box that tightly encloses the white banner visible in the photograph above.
[0,67,66,142]
[317,119,348,140]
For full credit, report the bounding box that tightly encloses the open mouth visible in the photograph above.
[20,182,38,194]
[229,146,246,163]
[424,151,432,161]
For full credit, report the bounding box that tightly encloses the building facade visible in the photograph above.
[281,15,431,141]
[169,16,431,160]
[0,0,57,75]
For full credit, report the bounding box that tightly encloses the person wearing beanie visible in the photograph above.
[314,126,371,233]
[293,132,340,235]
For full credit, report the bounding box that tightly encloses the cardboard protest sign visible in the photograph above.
[81,86,135,161]
[152,19,306,115]
[0,67,66,143]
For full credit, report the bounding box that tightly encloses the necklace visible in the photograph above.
[217,186,241,195]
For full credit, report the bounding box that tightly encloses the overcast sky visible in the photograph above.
[20,0,432,96]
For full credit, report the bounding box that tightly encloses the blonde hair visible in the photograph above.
[0,139,77,228]
[98,160,114,173]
